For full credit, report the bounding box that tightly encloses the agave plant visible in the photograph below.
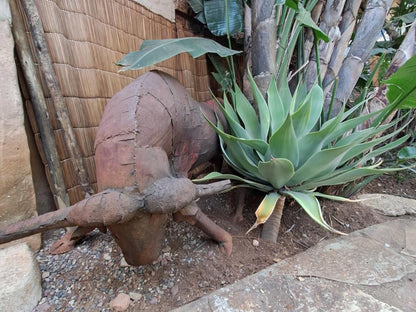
[195,71,410,241]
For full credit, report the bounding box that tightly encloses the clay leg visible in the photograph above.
[173,202,232,256]
[50,226,97,254]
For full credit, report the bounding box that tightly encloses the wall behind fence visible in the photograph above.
[20,0,211,204]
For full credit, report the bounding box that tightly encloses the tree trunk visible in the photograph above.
[323,0,362,98]
[251,0,277,97]
[328,0,394,117]
[305,0,346,90]
[261,195,285,243]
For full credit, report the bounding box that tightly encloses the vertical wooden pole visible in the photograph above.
[20,0,94,198]
[10,0,70,206]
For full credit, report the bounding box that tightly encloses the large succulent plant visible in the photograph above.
[195,72,410,234]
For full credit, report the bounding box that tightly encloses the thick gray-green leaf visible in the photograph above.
[248,69,270,141]
[288,144,353,186]
[204,0,244,36]
[269,115,299,167]
[267,77,287,133]
[116,38,241,71]
[194,172,273,192]
[232,85,261,138]
[282,190,345,234]
[292,84,323,138]
[258,158,295,189]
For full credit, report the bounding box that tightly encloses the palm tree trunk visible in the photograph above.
[251,0,277,97]
[305,0,347,90]
[261,195,285,243]
[323,0,362,99]
[328,0,394,117]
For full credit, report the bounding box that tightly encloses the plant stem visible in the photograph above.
[261,195,286,242]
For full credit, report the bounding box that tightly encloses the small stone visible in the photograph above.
[252,239,259,247]
[42,271,50,279]
[150,297,158,305]
[129,292,142,301]
[120,257,130,267]
[171,285,179,297]
[103,253,111,261]
[109,293,131,311]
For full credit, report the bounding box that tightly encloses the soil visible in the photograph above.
[34,172,416,312]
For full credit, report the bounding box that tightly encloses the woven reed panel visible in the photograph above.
[23,0,211,204]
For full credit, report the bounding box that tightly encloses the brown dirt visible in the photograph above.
[34,172,416,312]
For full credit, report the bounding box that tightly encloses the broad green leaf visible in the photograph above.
[247,192,280,234]
[258,158,295,189]
[194,172,273,192]
[296,4,329,43]
[232,85,261,138]
[116,38,241,71]
[267,77,287,133]
[282,190,345,234]
[204,0,244,36]
[247,69,270,140]
[269,115,299,167]
[398,145,416,160]
[187,0,204,14]
[288,144,353,186]
[383,55,416,109]
[292,84,323,138]
[285,0,298,10]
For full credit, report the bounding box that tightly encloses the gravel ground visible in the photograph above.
[34,222,207,311]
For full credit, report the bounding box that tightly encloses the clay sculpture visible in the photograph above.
[0,71,232,265]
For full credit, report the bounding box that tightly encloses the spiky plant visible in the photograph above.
[195,71,410,241]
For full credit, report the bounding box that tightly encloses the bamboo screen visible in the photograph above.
[21,0,211,204]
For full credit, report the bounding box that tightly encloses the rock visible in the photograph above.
[120,256,130,267]
[0,243,41,312]
[109,293,131,311]
[357,193,416,216]
[0,12,40,251]
[129,292,142,301]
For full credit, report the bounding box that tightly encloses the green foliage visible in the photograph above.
[115,38,241,71]
[187,0,244,36]
[195,71,410,234]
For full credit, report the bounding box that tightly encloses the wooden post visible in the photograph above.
[20,0,94,197]
[10,0,70,206]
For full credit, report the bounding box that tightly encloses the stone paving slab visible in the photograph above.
[357,194,416,216]
[174,217,416,312]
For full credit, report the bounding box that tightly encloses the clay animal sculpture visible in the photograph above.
[0,71,232,266]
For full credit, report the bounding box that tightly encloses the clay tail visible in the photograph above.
[0,206,73,244]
